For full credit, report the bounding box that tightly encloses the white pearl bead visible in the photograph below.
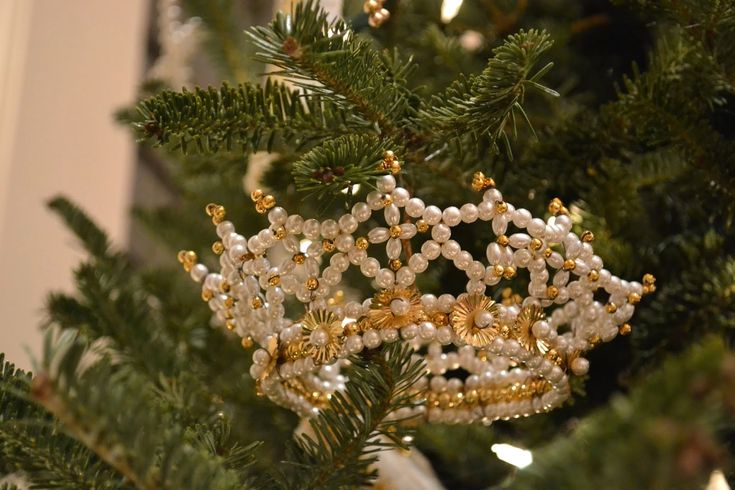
[474,309,494,328]
[368,227,390,243]
[454,251,472,270]
[421,294,438,310]
[376,268,395,288]
[401,323,418,339]
[442,206,462,226]
[321,219,339,239]
[532,320,550,338]
[253,348,271,366]
[492,215,508,236]
[436,325,453,344]
[512,209,532,228]
[421,240,441,260]
[408,253,428,273]
[381,328,399,343]
[190,263,208,282]
[419,321,436,340]
[483,188,502,203]
[460,203,478,223]
[360,258,380,277]
[405,198,425,218]
[363,330,382,349]
[509,233,531,249]
[477,201,494,220]
[396,267,415,287]
[437,294,455,312]
[384,204,401,225]
[431,224,451,243]
[423,205,442,225]
[528,218,546,238]
[268,207,288,225]
[352,202,372,222]
[377,175,396,193]
[390,298,411,316]
[441,240,461,259]
[391,188,410,206]
[386,238,402,259]
[571,357,589,375]
[216,221,235,238]
[302,219,321,239]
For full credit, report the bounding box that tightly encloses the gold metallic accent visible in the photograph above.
[250,189,264,202]
[283,377,330,409]
[201,289,214,301]
[219,282,231,293]
[306,277,319,291]
[390,161,401,175]
[300,310,344,364]
[544,247,553,258]
[212,241,225,255]
[563,259,576,271]
[432,312,449,326]
[471,171,496,192]
[226,320,236,331]
[382,196,393,207]
[383,150,395,161]
[205,203,226,225]
[495,201,508,214]
[493,264,505,277]
[512,304,548,353]
[581,231,595,243]
[241,336,254,349]
[355,237,369,250]
[292,252,306,264]
[530,238,543,251]
[642,273,656,285]
[588,270,600,282]
[251,297,263,309]
[268,275,281,287]
[224,297,235,308]
[546,285,559,299]
[503,266,516,279]
[273,227,286,240]
[628,292,641,305]
[606,303,617,313]
[390,225,402,238]
[416,220,429,233]
[619,323,632,336]
[496,235,509,246]
[449,294,500,347]
[322,239,335,252]
[389,258,402,271]
[589,335,602,346]
[343,321,361,336]
[548,198,563,215]
[368,288,424,330]
[426,376,552,410]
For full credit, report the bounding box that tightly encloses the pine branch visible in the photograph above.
[136,79,366,155]
[508,337,735,489]
[247,0,418,140]
[419,29,558,157]
[279,342,425,489]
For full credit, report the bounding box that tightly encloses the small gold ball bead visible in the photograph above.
[344,322,360,336]
[273,227,286,240]
[220,282,231,293]
[642,273,656,285]
[546,285,559,299]
[177,250,187,263]
[416,220,429,233]
[544,247,553,258]
[355,237,369,250]
[548,198,563,215]
[180,250,197,264]
[606,303,617,313]
[390,225,402,238]
[390,161,402,175]
[588,335,602,346]
[588,270,600,281]
[619,323,632,336]
[306,277,319,291]
[496,235,509,246]
[201,289,213,301]
[628,292,641,305]
[212,241,225,255]
[501,287,513,299]
[383,149,395,162]
[471,171,495,191]
[241,336,254,349]
[322,239,335,252]
[529,238,543,251]
[389,259,402,271]
[224,297,235,308]
[493,264,505,277]
[382,196,393,207]
[503,266,516,279]
[292,252,306,264]
[261,195,276,210]
[563,259,576,271]
[255,201,267,214]
[250,189,264,202]
[433,312,449,326]
[495,201,508,214]
[268,275,281,287]
[226,320,236,331]
[251,297,263,309]
[581,231,595,243]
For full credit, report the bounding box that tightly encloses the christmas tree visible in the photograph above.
[2,1,734,488]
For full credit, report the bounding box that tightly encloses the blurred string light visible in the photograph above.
[441,0,464,23]
[491,443,533,469]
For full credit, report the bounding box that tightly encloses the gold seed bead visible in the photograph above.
[588,270,600,281]
[382,196,393,207]
[322,239,335,252]
[628,292,641,305]
[293,252,306,264]
[416,220,429,233]
[306,277,319,291]
[471,171,495,191]
[251,297,263,309]
[503,266,516,279]
[559,206,570,215]
[224,297,235,308]
[389,258,402,271]
[493,264,505,277]
[226,320,236,331]
[606,303,617,313]
[255,201,267,214]
[205,204,226,224]
[563,259,576,271]
[212,241,225,255]
[544,247,553,258]
[589,335,602,346]
[268,275,281,287]
[530,238,543,251]
[220,282,231,293]
[496,235,509,246]
[642,273,656,285]
[356,237,369,250]
[433,312,449,326]
[390,225,402,238]
[344,322,360,336]
[495,201,508,214]
[241,336,254,349]
[619,323,632,336]
[390,161,401,175]
[261,195,276,210]
[501,287,513,299]
[383,149,395,162]
[548,198,563,215]
[547,285,559,299]
[581,231,595,243]
[201,289,213,301]
[250,189,263,202]
[273,227,286,240]
[178,250,197,265]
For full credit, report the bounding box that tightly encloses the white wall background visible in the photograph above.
[0,0,147,371]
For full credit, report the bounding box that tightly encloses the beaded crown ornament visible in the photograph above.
[178,151,654,424]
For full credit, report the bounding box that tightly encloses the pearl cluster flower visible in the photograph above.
[177,166,653,422]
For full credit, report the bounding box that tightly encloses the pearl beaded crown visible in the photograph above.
[178,157,654,424]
